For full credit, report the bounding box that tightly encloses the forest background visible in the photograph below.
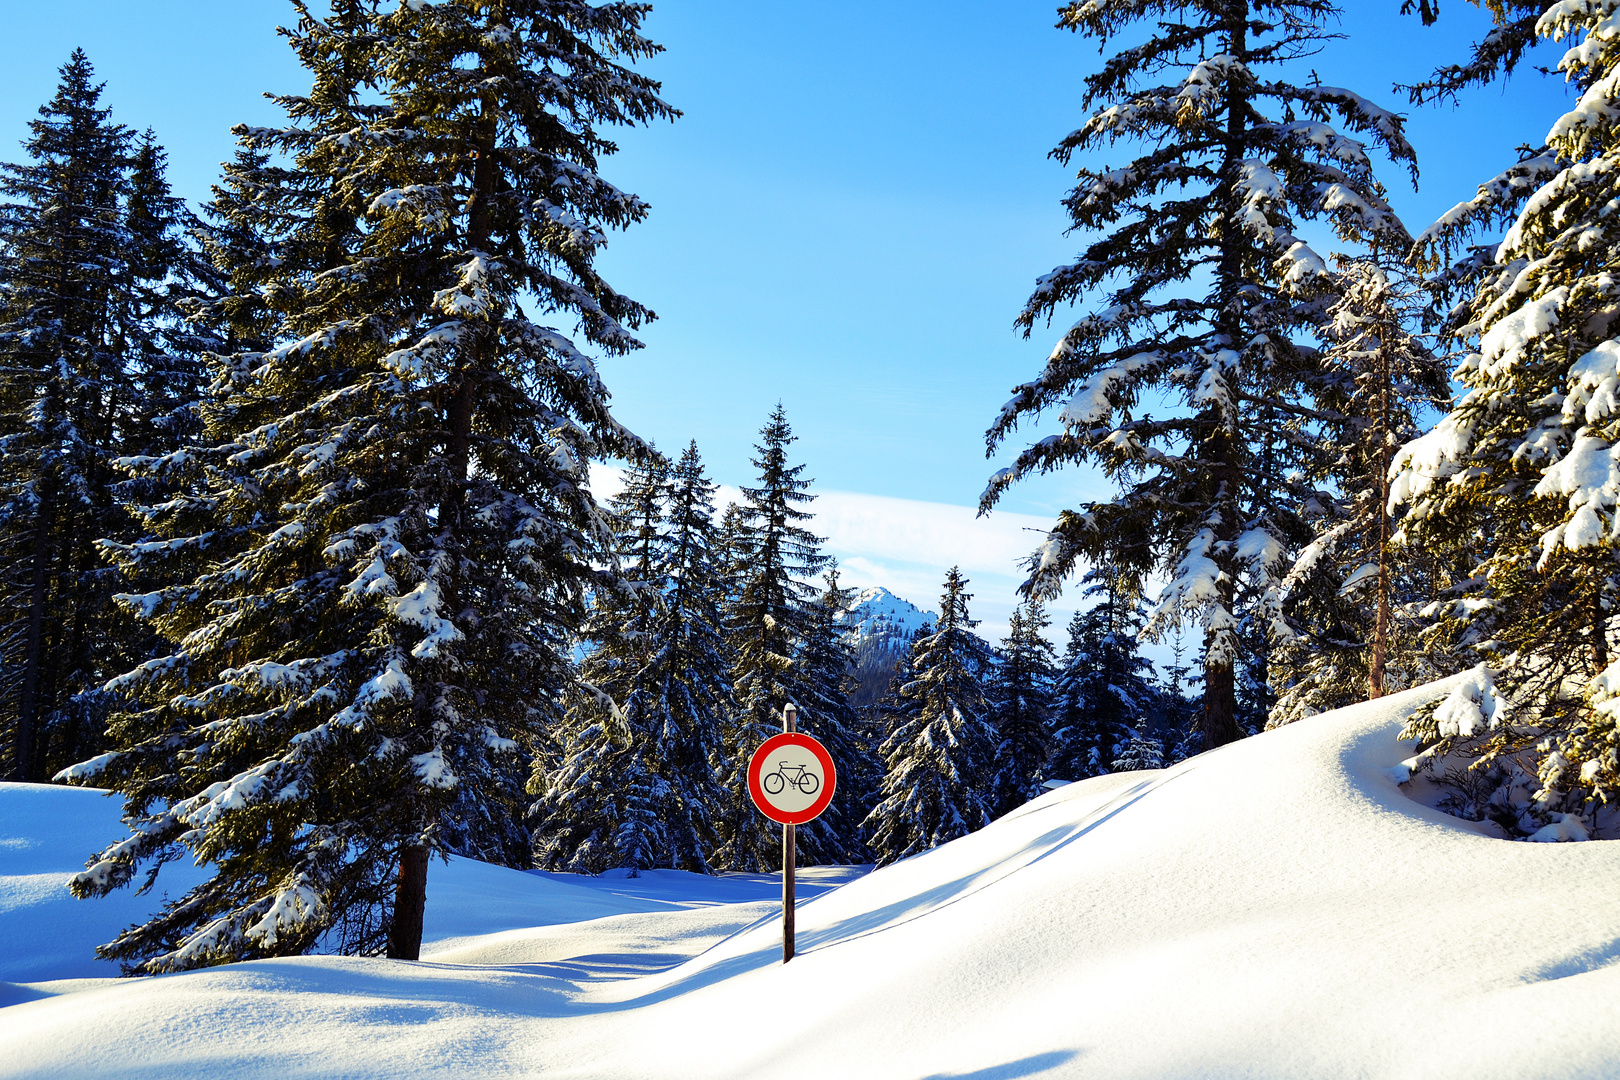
[0,0,1573,645]
[7,0,1619,973]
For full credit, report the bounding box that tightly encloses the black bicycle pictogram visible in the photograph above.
[762,761,820,797]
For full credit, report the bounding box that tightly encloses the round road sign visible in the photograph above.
[747,731,836,825]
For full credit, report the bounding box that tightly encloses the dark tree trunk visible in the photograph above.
[1593,584,1610,677]
[387,844,430,960]
[1370,325,1392,700]
[1202,656,1241,749]
[13,484,55,782]
[1196,2,1248,754]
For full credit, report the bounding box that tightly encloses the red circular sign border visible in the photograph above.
[747,732,837,825]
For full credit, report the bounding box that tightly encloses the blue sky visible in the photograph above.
[0,1,1578,640]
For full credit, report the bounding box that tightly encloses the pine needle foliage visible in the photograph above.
[1268,256,1450,725]
[865,567,997,865]
[62,0,672,970]
[1388,4,1620,833]
[987,599,1057,817]
[0,51,148,782]
[1396,1,1557,106]
[982,0,1418,753]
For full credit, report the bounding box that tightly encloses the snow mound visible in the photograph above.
[0,784,211,985]
[6,677,1620,1078]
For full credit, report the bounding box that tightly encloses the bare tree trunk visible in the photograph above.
[1369,325,1392,700]
[1594,585,1610,676]
[1196,4,1248,753]
[13,484,55,782]
[386,844,430,960]
[1202,656,1241,749]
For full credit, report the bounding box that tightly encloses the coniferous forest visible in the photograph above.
[5,0,1620,981]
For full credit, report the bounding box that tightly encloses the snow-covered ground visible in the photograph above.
[5,676,1620,1078]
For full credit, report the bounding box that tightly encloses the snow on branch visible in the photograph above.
[1564,340,1620,426]
[1144,527,1225,640]
[1386,404,1481,519]
[1478,287,1567,377]
[433,254,499,319]
[1412,153,1560,263]
[1058,352,1161,429]
[1533,432,1620,564]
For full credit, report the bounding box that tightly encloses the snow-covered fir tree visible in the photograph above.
[981,0,1417,753]
[1050,567,1158,781]
[533,456,671,874]
[987,598,1056,817]
[122,132,217,465]
[1113,730,1165,771]
[865,567,997,865]
[643,443,735,863]
[792,566,878,859]
[62,0,673,968]
[1268,257,1449,726]
[1387,3,1620,835]
[535,446,731,874]
[710,406,842,870]
[0,51,144,782]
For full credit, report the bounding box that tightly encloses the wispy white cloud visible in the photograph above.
[810,488,1051,641]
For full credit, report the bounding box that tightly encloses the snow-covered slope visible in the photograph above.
[0,785,856,994]
[6,676,1620,1078]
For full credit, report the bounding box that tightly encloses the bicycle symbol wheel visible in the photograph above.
[797,772,819,795]
[763,771,785,796]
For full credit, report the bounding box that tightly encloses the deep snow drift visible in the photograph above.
[4,676,1620,1079]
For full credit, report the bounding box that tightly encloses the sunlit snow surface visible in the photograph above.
[6,676,1620,1078]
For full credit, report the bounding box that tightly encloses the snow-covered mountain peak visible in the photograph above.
[833,586,935,641]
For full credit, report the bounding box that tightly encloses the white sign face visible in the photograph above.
[755,742,827,816]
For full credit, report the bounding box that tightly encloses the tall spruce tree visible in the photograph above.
[533,456,670,874]
[0,51,141,782]
[1050,568,1157,780]
[981,0,1417,752]
[1387,3,1620,831]
[123,132,217,465]
[710,406,835,870]
[1268,257,1448,726]
[535,446,730,874]
[865,567,997,865]
[987,599,1056,817]
[793,566,877,860]
[62,0,673,969]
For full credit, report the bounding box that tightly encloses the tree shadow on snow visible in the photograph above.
[917,1049,1081,1079]
[582,771,1192,1013]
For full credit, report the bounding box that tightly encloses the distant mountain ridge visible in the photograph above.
[833,587,936,708]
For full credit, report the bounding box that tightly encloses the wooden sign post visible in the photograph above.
[782,702,796,964]
[745,703,836,965]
